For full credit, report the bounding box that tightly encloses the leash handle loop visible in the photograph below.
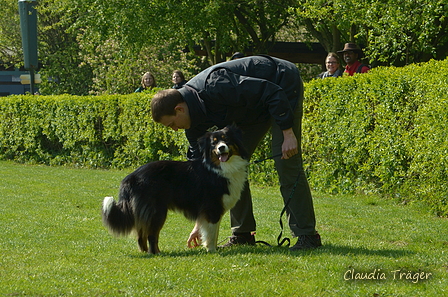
[250,153,301,249]
[251,153,282,164]
[276,172,300,248]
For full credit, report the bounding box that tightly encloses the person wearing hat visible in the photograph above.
[337,43,370,76]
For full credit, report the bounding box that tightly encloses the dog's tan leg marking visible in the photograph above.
[148,233,161,254]
[148,213,167,254]
[138,229,149,252]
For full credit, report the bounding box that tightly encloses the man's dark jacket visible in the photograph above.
[177,55,303,159]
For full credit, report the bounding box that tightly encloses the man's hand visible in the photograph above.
[187,223,201,248]
[282,128,298,159]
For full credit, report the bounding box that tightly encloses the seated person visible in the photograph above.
[171,70,187,89]
[135,72,156,92]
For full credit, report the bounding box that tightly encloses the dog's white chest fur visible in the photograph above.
[219,155,248,211]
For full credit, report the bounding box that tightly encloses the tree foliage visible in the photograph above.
[37,0,93,95]
[71,0,298,64]
[361,0,448,65]
[0,0,24,67]
[293,0,448,66]
[1,0,447,95]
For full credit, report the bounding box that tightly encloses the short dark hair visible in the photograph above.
[151,89,184,122]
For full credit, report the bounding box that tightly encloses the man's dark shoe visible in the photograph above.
[289,232,322,251]
[219,232,256,248]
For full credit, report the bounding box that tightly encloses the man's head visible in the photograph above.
[342,51,358,66]
[337,43,364,66]
[151,89,191,131]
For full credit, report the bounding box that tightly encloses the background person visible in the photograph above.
[151,55,322,251]
[171,70,187,89]
[135,72,156,92]
[318,52,343,78]
[337,43,370,76]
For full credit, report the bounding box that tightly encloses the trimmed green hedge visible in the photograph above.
[1,59,447,216]
[0,90,275,186]
[303,58,448,216]
[0,91,189,168]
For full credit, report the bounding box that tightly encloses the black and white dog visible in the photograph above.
[102,125,248,254]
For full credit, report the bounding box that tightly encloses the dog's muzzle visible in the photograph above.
[215,142,230,162]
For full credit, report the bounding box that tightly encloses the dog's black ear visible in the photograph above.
[225,124,249,160]
[197,131,212,156]
[226,124,243,140]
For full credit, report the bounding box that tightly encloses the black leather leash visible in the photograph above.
[251,154,300,248]
[250,153,282,164]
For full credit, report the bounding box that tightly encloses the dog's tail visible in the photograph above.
[102,196,135,236]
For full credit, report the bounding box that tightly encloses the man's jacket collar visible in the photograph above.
[177,85,206,129]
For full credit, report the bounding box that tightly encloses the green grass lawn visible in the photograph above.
[1,161,446,296]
